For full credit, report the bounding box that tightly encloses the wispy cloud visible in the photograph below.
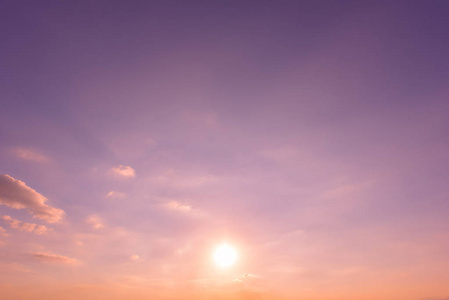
[12,147,49,163]
[129,254,140,261]
[0,174,65,223]
[106,190,126,199]
[86,215,104,229]
[164,200,192,213]
[32,252,80,265]
[1,215,48,234]
[0,262,32,273]
[234,273,260,283]
[110,165,136,178]
[0,225,8,237]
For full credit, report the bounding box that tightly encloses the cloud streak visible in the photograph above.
[1,216,48,235]
[12,148,49,163]
[32,252,80,265]
[0,225,7,237]
[0,175,64,223]
[86,215,104,229]
[106,190,126,199]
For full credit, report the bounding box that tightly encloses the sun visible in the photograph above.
[213,243,238,268]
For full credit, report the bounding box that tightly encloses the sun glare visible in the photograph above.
[213,243,237,268]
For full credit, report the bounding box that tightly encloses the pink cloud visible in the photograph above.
[32,252,80,265]
[106,190,126,199]
[110,165,136,178]
[86,215,104,229]
[0,225,8,237]
[1,215,48,235]
[129,254,140,261]
[164,200,192,212]
[0,175,65,223]
[12,147,49,163]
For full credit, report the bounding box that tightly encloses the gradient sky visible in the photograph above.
[1,1,449,300]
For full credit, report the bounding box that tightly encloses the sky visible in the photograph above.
[1,1,449,299]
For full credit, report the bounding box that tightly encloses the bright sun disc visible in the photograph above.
[213,244,237,268]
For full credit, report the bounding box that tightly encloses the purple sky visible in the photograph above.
[1,1,449,299]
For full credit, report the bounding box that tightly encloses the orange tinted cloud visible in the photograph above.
[1,215,48,234]
[164,200,192,212]
[130,254,140,261]
[0,225,7,237]
[110,165,136,178]
[106,190,126,199]
[32,252,80,265]
[12,147,49,163]
[0,175,65,223]
[86,215,104,229]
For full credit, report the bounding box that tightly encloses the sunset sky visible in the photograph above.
[1,1,449,300]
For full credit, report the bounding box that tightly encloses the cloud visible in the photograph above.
[159,198,207,219]
[0,262,32,273]
[0,174,65,223]
[1,215,48,234]
[12,147,49,163]
[106,190,126,199]
[234,273,261,283]
[130,254,140,261]
[86,215,104,229]
[0,225,7,237]
[110,165,136,178]
[164,200,192,212]
[32,252,80,265]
